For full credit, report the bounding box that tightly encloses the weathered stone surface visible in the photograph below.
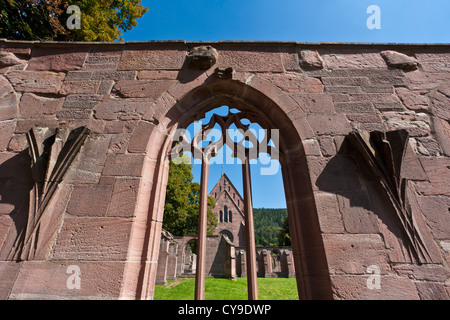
[415,157,450,196]
[260,73,324,93]
[331,275,420,300]
[6,71,65,93]
[103,154,145,177]
[53,217,133,260]
[307,113,352,136]
[67,185,113,217]
[128,121,156,153]
[119,48,186,70]
[314,192,345,233]
[108,178,140,217]
[415,282,449,300]
[291,93,335,114]
[434,117,450,156]
[298,50,323,69]
[429,89,450,121]
[321,50,387,69]
[94,97,152,121]
[382,111,431,137]
[19,93,64,119]
[27,48,87,72]
[0,52,26,68]
[417,196,450,239]
[0,261,21,299]
[10,261,124,299]
[337,191,380,234]
[380,50,419,70]
[415,52,450,72]
[0,75,18,120]
[395,87,429,111]
[112,80,176,98]
[59,80,101,95]
[323,234,389,275]
[0,120,15,151]
[217,48,284,72]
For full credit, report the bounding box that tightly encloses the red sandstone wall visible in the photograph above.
[0,40,449,300]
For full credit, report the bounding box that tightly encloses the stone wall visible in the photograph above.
[0,39,449,300]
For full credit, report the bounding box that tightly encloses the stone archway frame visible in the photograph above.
[120,72,333,300]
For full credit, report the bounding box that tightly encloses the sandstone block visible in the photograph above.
[119,48,186,70]
[53,217,133,260]
[19,93,64,119]
[217,48,284,72]
[396,87,429,112]
[59,81,101,95]
[260,73,324,93]
[0,261,21,299]
[94,97,151,121]
[0,51,26,68]
[417,195,450,239]
[10,261,124,299]
[112,80,176,98]
[0,120,15,151]
[103,154,145,177]
[307,113,352,136]
[6,71,65,94]
[291,93,335,114]
[0,75,18,120]
[415,52,450,72]
[321,51,387,69]
[67,185,113,217]
[128,121,156,153]
[331,275,420,300]
[26,48,87,72]
[323,234,389,275]
[108,178,140,217]
[314,192,344,233]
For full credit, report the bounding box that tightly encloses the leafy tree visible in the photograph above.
[0,0,148,41]
[277,216,291,246]
[253,208,288,247]
[163,160,217,237]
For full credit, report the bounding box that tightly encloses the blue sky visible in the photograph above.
[125,1,449,208]
[123,0,450,43]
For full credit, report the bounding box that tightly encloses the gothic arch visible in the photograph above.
[120,75,333,300]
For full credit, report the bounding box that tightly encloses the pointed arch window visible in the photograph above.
[171,107,279,300]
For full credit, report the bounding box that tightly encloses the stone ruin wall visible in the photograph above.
[0,39,449,299]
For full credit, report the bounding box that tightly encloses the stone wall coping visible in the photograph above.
[1,38,449,49]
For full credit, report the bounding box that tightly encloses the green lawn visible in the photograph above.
[154,278,299,300]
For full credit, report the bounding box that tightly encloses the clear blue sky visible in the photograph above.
[123,0,450,43]
[124,1,449,208]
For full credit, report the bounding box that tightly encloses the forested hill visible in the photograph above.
[253,208,287,247]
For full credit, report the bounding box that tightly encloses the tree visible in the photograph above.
[277,216,291,246]
[0,0,148,41]
[163,160,217,237]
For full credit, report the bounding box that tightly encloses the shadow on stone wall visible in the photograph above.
[0,150,33,261]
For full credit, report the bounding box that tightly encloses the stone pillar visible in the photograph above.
[166,242,178,281]
[156,238,169,285]
[242,157,258,300]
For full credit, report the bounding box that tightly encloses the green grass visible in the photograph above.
[154,278,299,300]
